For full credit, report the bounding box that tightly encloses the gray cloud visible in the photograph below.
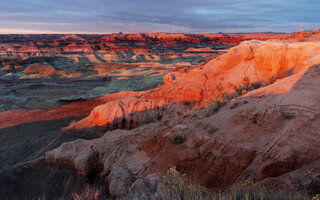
[0,0,319,33]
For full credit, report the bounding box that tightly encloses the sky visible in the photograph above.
[0,0,319,34]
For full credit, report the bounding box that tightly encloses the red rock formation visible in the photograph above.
[4,31,320,198]
[185,47,214,52]
[60,34,84,41]
[0,32,292,83]
[22,63,82,78]
[23,64,56,75]
[45,63,320,197]
[0,91,145,130]
[66,97,167,130]
[44,34,320,198]
[67,39,320,130]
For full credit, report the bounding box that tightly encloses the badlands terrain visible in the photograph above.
[1,30,320,199]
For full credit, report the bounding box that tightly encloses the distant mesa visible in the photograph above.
[60,34,84,41]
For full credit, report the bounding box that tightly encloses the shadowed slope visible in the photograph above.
[0,91,145,130]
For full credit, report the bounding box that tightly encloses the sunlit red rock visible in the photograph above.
[63,38,320,131]
[148,39,320,102]
[45,63,320,197]
[0,91,145,130]
[3,31,320,199]
[22,63,82,78]
[66,97,167,130]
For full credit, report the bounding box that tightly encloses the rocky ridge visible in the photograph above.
[44,35,320,198]
[1,31,320,199]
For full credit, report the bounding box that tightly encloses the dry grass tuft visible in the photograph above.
[72,185,103,200]
[162,167,212,200]
[162,167,311,200]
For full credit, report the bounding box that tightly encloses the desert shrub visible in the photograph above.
[162,167,212,200]
[282,112,296,120]
[229,102,240,109]
[170,132,186,144]
[211,180,309,200]
[57,168,311,200]
[198,119,219,134]
[207,125,219,134]
[313,194,320,200]
[72,185,103,200]
[251,81,263,90]
[205,101,224,117]
[215,95,226,105]
[214,180,269,200]
[161,168,310,200]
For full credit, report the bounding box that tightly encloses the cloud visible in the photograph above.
[0,0,319,33]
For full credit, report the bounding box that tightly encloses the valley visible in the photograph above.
[1,31,320,199]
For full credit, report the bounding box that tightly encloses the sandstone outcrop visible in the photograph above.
[3,32,320,199]
[45,63,320,197]
[147,40,320,102]
[0,91,145,130]
[66,97,167,130]
[45,35,320,198]
[67,39,320,130]
[22,63,82,78]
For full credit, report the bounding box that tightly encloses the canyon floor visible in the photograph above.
[0,31,320,199]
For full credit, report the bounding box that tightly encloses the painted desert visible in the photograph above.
[0,29,320,199]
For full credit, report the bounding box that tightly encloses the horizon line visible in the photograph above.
[0,31,295,35]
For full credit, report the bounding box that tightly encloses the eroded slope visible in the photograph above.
[44,37,320,198]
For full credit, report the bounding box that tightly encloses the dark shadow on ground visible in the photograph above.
[0,116,109,199]
[0,159,109,200]
[0,116,105,169]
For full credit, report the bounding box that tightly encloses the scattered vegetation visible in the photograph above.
[162,167,212,200]
[205,100,224,117]
[170,132,186,144]
[72,185,103,200]
[207,125,219,134]
[198,119,219,134]
[160,167,311,200]
[238,78,264,96]
[229,102,240,109]
[120,131,140,142]
[34,168,313,200]
[313,194,320,200]
[282,112,296,120]
[163,119,171,126]
[229,100,249,110]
